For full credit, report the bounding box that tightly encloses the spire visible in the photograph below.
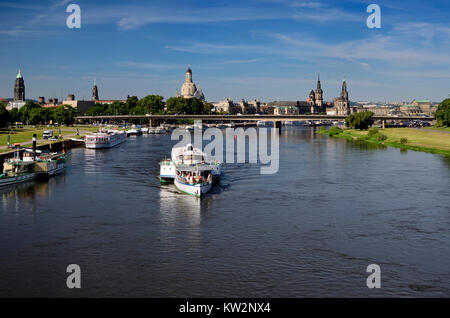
[16,69,22,79]
[342,77,347,91]
[92,79,99,101]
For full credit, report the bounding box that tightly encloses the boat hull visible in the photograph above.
[0,173,37,187]
[174,178,212,197]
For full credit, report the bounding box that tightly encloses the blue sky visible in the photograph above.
[0,0,449,103]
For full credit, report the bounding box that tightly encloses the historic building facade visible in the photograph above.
[332,79,351,116]
[14,70,25,101]
[8,70,27,109]
[178,66,205,100]
[306,75,325,113]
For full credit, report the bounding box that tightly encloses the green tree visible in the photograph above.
[85,103,107,116]
[50,105,78,125]
[8,108,20,124]
[18,101,41,124]
[435,98,450,127]
[106,101,127,115]
[28,108,44,125]
[0,102,10,128]
[126,96,139,111]
[138,95,165,114]
[345,111,374,130]
[166,97,187,114]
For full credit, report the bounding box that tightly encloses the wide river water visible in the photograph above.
[0,126,449,297]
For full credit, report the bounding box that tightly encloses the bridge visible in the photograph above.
[76,114,434,130]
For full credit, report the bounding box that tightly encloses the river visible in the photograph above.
[0,126,449,297]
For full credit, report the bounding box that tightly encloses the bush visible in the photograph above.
[377,133,387,141]
[367,127,379,138]
[345,111,374,130]
[400,137,408,144]
[328,126,343,136]
[435,98,450,127]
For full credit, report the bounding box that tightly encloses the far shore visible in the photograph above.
[319,126,450,156]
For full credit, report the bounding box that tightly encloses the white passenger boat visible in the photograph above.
[149,127,166,134]
[126,128,142,136]
[159,144,221,183]
[84,130,127,149]
[174,164,213,197]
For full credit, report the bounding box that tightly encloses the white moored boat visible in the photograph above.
[84,130,126,149]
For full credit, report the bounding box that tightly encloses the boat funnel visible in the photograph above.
[32,134,37,158]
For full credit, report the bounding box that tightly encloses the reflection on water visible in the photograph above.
[0,127,449,297]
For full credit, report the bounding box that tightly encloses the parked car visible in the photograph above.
[43,130,53,139]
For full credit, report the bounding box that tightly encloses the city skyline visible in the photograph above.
[0,0,449,102]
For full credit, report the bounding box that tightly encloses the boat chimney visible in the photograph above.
[32,134,37,158]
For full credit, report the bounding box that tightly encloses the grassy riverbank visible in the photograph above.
[319,126,450,156]
[0,126,98,153]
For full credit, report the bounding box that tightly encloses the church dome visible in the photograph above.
[181,82,197,98]
[193,87,204,100]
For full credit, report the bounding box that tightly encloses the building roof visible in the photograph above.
[414,99,430,103]
[16,70,22,79]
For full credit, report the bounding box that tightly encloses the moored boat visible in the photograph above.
[85,130,127,149]
[0,151,37,187]
[34,151,66,177]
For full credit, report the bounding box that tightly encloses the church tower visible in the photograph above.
[181,65,197,98]
[92,80,99,101]
[14,70,25,101]
[341,78,348,101]
[186,66,193,83]
[315,74,323,108]
[333,78,350,116]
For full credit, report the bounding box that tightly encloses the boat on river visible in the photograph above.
[85,130,127,149]
[34,151,66,177]
[0,152,36,187]
[174,164,213,197]
[159,144,221,184]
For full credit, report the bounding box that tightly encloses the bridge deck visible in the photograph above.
[75,114,434,121]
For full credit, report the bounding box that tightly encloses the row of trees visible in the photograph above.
[0,94,213,128]
[85,95,165,116]
[85,95,212,116]
[0,101,78,127]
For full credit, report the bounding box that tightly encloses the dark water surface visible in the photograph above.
[1,127,449,297]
